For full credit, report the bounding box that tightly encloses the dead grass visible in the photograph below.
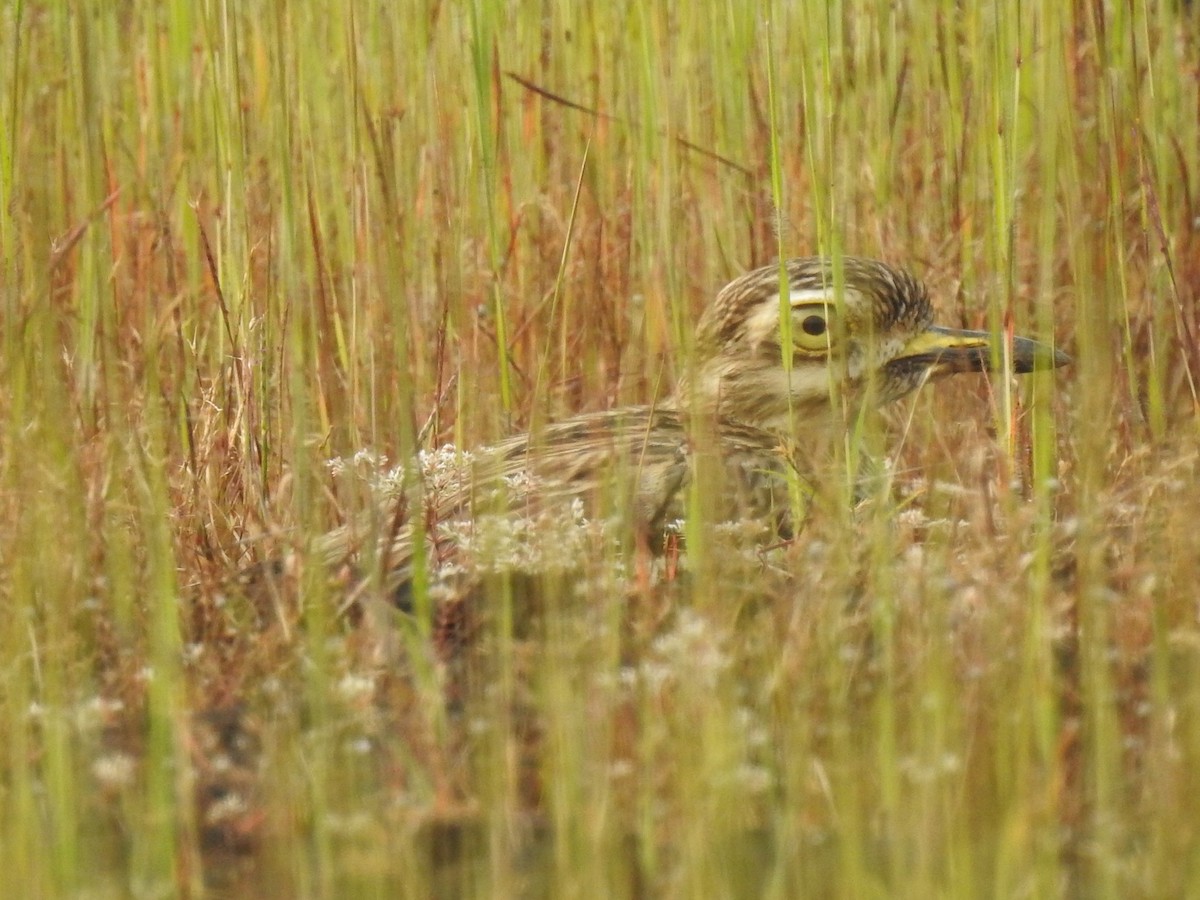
[2,1,1199,897]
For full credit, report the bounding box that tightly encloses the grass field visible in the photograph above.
[3,1,1200,896]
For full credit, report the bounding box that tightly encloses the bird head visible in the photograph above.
[683,256,1069,434]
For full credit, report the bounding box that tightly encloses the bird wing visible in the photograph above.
[314,406,799,591]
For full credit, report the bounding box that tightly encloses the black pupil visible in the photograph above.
[801,315,827,337]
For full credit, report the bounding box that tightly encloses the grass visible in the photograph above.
[2,0,1199,896]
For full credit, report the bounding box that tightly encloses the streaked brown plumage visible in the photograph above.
[303,256,1067,600]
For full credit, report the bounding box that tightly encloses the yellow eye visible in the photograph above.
[792,303,838,353]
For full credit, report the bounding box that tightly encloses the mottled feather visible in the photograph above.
[279,255,1065,599]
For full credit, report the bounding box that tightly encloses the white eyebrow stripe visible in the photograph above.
[788,287,834,305]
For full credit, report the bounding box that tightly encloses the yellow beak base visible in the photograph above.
[889,325,1070,379]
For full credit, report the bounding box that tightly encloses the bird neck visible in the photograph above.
[675,358,849,443]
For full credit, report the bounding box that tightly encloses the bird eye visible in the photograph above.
[791,304,837,353]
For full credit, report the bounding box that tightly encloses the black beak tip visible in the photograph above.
[1012,342,1071,374]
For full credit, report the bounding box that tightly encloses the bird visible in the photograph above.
[295,255,1068,609]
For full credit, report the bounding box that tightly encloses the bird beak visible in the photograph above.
[890,325,1071,378]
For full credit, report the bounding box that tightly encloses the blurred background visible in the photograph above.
[2,2,1198,896]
